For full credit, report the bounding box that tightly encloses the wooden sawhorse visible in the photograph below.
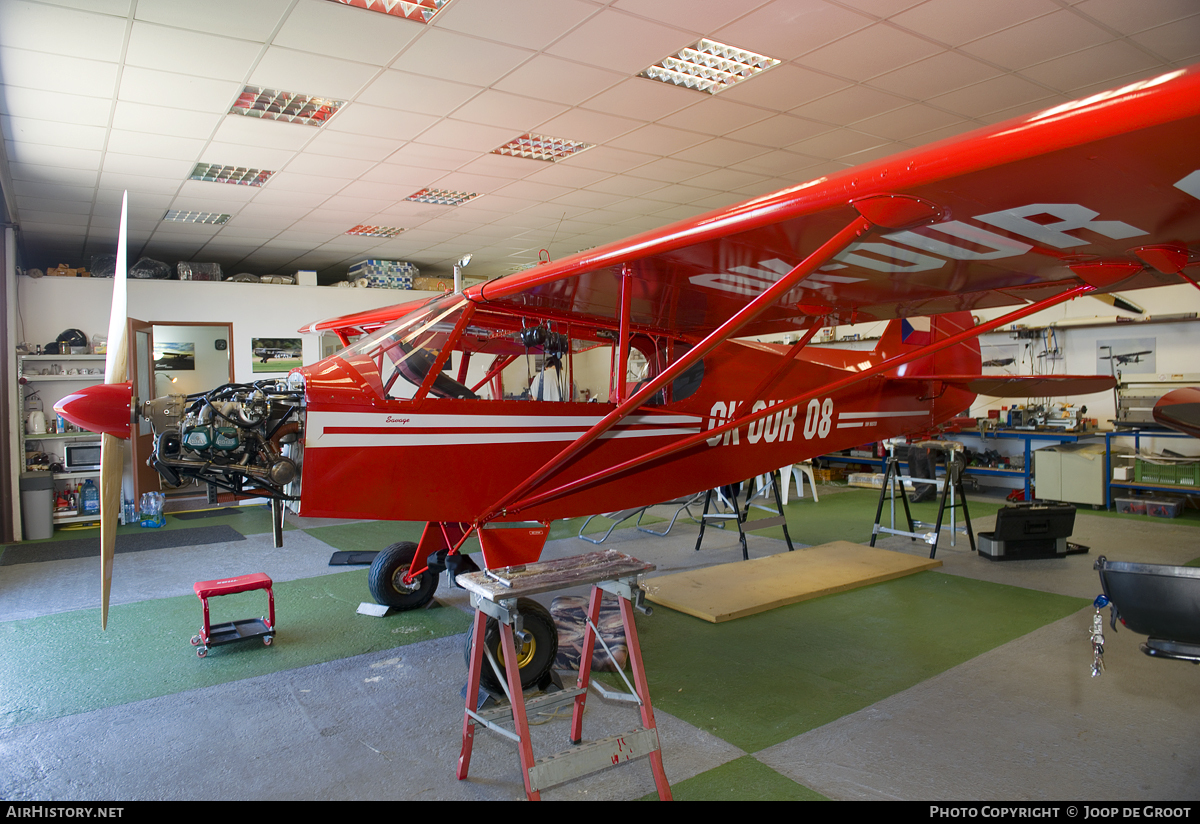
[456,550,672,801]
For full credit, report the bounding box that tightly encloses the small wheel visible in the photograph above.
[368,542,439,610]
[197,647,207,658]
[190,635,201,646]
[263,635,273,646]
[464,597,558,692]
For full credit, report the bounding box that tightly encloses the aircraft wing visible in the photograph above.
[891,375,1116,397]
[306,66,1200,344]
[469,66,1200,340]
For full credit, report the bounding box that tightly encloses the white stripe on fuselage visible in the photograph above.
[305,410,702,449]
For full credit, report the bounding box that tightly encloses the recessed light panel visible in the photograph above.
[405,188,479,206]
[191,163,275,187]
[164,210,230,225]
[493,133,595,162]
[324,0,452,24]
[346,224,405,237]
[230,86,344,127]
[640,39,780,94]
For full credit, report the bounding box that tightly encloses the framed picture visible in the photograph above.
[1097,337,1155,376]
[252,337,303,373]
[153,341,195,371]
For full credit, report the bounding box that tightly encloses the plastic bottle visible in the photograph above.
[81,479,100,515]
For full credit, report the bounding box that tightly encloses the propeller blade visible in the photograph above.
[100,432,122,630]
[99,191,129,629]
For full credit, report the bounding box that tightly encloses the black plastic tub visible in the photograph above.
[1095,556,1200,660]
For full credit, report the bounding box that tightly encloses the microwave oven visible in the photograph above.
[64,440,103,472]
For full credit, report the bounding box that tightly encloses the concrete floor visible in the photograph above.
[2,489,1198,801]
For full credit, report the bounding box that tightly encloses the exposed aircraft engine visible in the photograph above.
[142,379,305,500]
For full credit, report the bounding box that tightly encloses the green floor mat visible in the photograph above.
[630,570,1086,753]
[639,756,829,801]
[0,569,470,730]
[740,487,1004,547]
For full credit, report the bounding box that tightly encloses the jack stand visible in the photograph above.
[869,442,975,559]
[456,550,672,801]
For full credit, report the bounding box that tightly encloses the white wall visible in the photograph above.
[13,274,441,384]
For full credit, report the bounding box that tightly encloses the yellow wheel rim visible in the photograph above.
[496,635,536,669]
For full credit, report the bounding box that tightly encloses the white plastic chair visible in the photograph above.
[781,461,818,505]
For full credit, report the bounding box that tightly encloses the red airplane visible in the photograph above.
[57,65,1200,686]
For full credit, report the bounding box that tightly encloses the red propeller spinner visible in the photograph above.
[54,382,134,440]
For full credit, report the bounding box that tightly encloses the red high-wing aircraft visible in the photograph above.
[58,66,1200,681]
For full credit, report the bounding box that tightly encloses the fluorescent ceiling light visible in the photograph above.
[324,0,452,23]
[405,188,479,206]
[346,225,405,237]
[493,133,594,162]
[190,163,275,187]
[230,86,344,127]
[640,39,780,94]
[163,210,230,225]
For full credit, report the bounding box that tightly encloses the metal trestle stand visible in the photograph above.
[456,550,672,801]
[695,469,795,559]
[869,442,975,559]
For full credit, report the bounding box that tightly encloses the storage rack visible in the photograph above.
[18,354,107,533]
[1104,424,1200,509]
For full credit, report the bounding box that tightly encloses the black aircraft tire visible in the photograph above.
[368,542,439,610]
[463,597,558,692]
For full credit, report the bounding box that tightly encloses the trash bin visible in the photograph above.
[20,472,55,540]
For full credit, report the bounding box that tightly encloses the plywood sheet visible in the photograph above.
[644,541,941,623]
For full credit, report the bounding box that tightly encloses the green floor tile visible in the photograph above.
[630,571,1087,753]
[639,756,829,801]
[0,569,470,730]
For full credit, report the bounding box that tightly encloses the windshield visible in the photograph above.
[340,294,477,400]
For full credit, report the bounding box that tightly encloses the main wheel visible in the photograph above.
[464,597,558,692]
[368,542,439,610]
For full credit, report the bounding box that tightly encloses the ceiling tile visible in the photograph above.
[545,9,692,74]
[714,0,874,60]
[533,109,642,146]
[210,115,316,151]
[726,113,834,148]
[413,119,523,153]
[606,124,710,156]
[118,67,241,114]
[890,0,1060,47]
[274,0,422,64]
[718,64,851,112]
[655,97,774,136]
[357,70,483,117]
[1020,41,1163,92]
[135,0,290,40]
[851,103,967,140]
[492,55,626,107]
[866,51,1002,99]
[125,22,262,82]
[0,47,119,99]
[323,103,439,141]
[787,128,889,159]
[4,87,113,126]
[960,9,1115,71]
[250,46,380,100]
[390,29,535,87]
[580,78,697,121]
[928,73,1060,118]
[613,0,769,32]
[671,138,770,167]
[0,1,128,61]
[1073,0,1199,35]
[1129,16,1200,62]
[435,0,600,50]
[448,89,569,132]
[1,117,107,151]
[790,84,910,124]
[795,23,945,81]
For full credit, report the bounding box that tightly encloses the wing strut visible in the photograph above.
[501,282,1095,517]
[481,213,876,523]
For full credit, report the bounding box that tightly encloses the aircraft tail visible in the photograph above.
[875,312,1114,399]
[874,312,981,378]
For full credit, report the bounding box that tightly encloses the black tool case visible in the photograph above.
[977,502,1076,560]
